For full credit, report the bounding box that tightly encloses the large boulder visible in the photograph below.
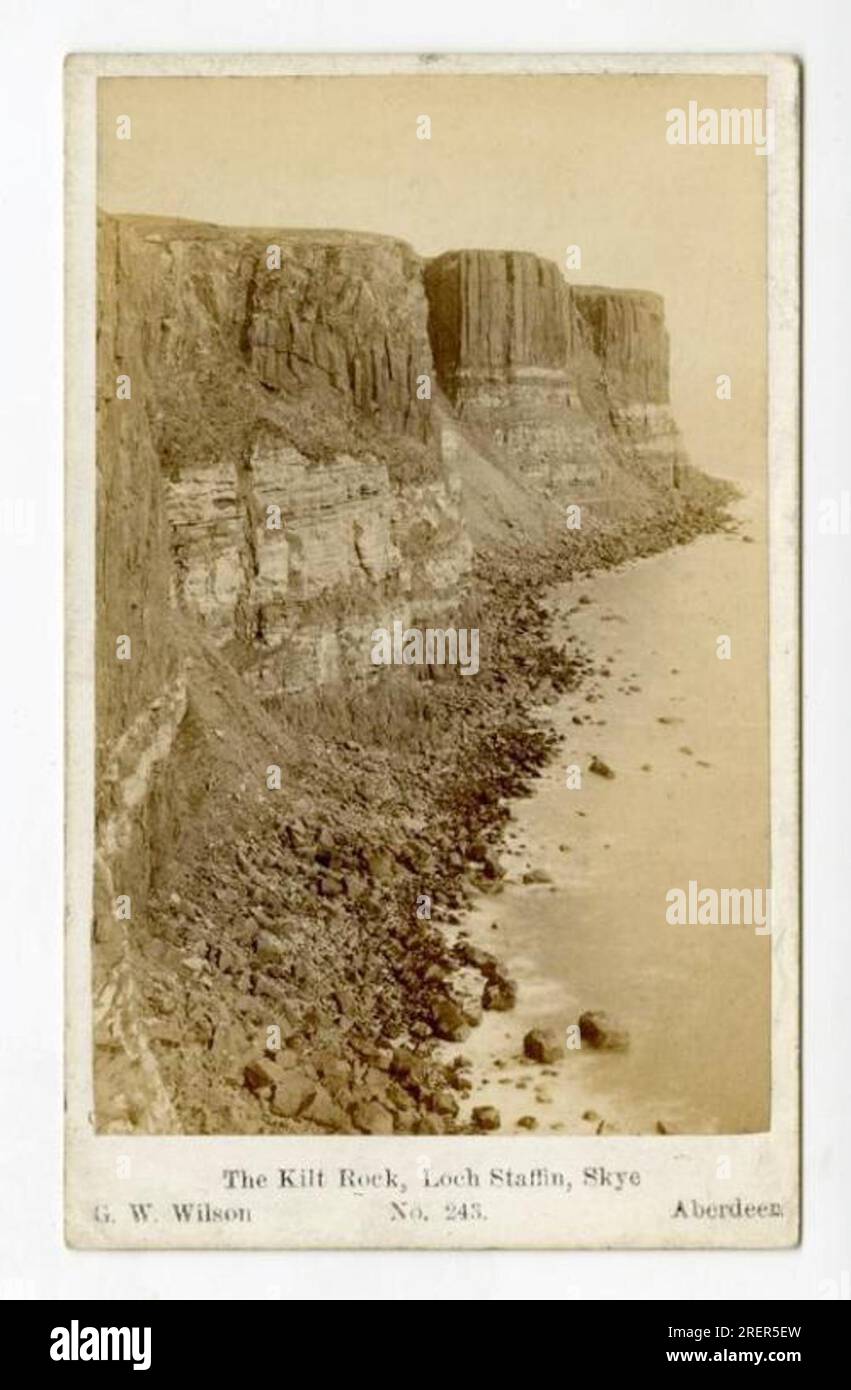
[472,1105,501,1132]
[483,977,518,1012]
[431,997,471,1042]
[269,1071,316,1118]
[578,1010,630,1051]
[523,1027,565,1064]
[351,1100,395,1135]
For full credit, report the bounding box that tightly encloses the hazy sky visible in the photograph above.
[99,74,767,482]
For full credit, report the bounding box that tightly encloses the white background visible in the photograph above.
[0,0,847,1302]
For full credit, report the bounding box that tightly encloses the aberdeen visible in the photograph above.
[672,1196,783,1220]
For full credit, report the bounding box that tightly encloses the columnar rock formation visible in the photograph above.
[424,248,687,496]
[572,286,670,404]
[424,249,571,388]
[571,287,687,485]
[244,231,433,442]
[425,250,602,496]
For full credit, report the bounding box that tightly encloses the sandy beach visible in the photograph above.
[448,490,771,1136]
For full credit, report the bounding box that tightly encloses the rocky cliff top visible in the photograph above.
[102,211,417,250]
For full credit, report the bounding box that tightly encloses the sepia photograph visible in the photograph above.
[6,0,851,1330]
[63,51,799,1251]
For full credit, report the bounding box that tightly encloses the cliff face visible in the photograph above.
[424,249,570,384]
[95,216,186,1129]
[246,232,432,442]
[571,287,687,485]
[101,216,469,695]
[425,250,602,496]
[425,249,686,498]
[164,437,465,695]
[95,215,473,1128]
[99,223,685,702]
[572,287,670,404]
[94,213,691,1131]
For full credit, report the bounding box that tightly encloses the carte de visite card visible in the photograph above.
[65,52,800,1249]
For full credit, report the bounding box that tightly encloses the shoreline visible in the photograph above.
[443,490,769,1137]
